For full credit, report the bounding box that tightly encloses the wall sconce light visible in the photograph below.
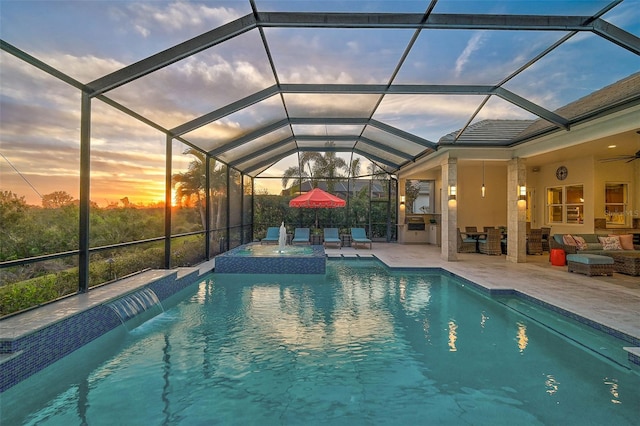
[518,185,526,201]
[481,161,486,198]
[400,195,405,206]
[448,185,457,201]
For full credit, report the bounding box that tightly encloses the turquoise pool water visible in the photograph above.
[3,260,639,425]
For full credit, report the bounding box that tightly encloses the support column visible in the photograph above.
[164,135,173,269]
[78,92,91,293]
[506,158,527,263]
[441,158,458,261]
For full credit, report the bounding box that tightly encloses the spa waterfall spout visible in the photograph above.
[278,222,287,252]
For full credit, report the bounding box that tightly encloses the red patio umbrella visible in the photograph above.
[289,187,346,228]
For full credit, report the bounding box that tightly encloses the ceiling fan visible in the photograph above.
[599,130,640,163]
[599,149,640,163]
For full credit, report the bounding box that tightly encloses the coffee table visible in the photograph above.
[609,252,640,276]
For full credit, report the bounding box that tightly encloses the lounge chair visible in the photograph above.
[323,228,341,248]
[261,227,280,245]
[292,228,310,245]
[351,228,372,249]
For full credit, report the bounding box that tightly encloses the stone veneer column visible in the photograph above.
[506,158,527,263]
[441,158,458,261]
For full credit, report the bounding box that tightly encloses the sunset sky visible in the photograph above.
[1,0,638,206]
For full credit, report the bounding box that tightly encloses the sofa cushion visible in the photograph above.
[572,236,588,250]
[612,234,634,250]
[553,234,564,245]
[566,253,614,265]
[598,236,622,251]
[584,243,603,251]
[581,234,601,243]
[563,234,577,246]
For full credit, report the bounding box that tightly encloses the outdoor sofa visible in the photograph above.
[549,233,640,256]
[549,233,640,276]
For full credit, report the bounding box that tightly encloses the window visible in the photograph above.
[546,185,583,224]
[605,183,628,226]
[405,180,435,214]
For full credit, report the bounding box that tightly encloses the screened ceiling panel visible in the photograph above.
[474,96,539,122]
[283,94,381,118]
[296,140,356,150]
[2,0,638,179]
[234,141,297,173]
[503,32,640,112]
[291,124,366,136]
[258,153,302,178]
[253,0,429,13]
[396,30,570,86]
[104,30,276,129]
[182,96,287,153]
[431,0,614,16]
[374,94,486,143]
[355,144,408,168]
[361,126,431,156]
[265,28,413,85]
[217,126,294,165]
[0,1,252,82]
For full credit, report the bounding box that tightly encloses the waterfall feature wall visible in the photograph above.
[107,287,164,330]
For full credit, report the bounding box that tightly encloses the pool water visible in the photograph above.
[235,244,314,256]
[3,260,639,425]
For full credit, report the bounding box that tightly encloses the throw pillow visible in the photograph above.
[598,236,622,251]
[572,236,588,251]
[562,234,577,246]
[611,234,634,250]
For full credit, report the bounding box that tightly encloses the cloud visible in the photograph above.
[455,31,486,77]
[124,2,245,35]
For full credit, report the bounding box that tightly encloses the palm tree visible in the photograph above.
[281,151,322,192]
[348,157,361,178]
[172,148,226,231]
[312,148,347,192]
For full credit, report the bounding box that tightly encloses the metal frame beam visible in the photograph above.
[228,136,295,167]
[171,86,280,136]
[243,148,298,174]
[591,18,640,55]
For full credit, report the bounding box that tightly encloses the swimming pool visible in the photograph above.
[2,260,639,425]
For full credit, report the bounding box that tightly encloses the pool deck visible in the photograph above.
[2,243,639,347]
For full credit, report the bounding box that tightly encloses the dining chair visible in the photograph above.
[527,229,543,255]
[541,227,551,252]
[478,228,502,255]
[457,228,477,253]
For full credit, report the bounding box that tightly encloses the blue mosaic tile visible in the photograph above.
[215,244,326,274]
[0,269,202,392]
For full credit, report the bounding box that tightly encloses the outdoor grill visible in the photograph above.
[405,216,426,231]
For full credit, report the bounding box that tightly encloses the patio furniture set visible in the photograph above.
[458,226,550,256]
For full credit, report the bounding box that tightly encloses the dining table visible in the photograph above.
[463,230,508,253]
